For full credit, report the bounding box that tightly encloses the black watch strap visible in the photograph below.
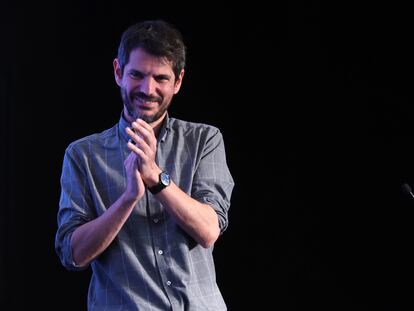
[148,171,170,194]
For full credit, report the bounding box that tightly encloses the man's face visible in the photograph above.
[114,47,184,124]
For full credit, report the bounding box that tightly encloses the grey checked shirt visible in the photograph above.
[55,113,235,311]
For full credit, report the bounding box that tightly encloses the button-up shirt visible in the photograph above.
[55,113,235,310]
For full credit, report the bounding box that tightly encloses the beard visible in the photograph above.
[121,87,169,123]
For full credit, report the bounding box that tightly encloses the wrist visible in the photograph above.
[120,191,140,206]
[147,170,171,195]
[145,169,163,188]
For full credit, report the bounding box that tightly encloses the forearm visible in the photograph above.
[156,181,220,248]
[71,193,138,267]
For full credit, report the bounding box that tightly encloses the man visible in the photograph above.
[55,20,235,310]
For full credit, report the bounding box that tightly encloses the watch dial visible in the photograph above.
[161,172,170,185]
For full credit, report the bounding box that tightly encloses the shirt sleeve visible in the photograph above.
[191,128,235,234]
[55,144,95,271]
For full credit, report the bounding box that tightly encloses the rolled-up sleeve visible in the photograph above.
[55,144,94,271]
[191,129,235,233]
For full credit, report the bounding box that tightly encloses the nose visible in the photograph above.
[140,77,156,95]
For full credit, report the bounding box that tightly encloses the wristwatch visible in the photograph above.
[148,171,170,194]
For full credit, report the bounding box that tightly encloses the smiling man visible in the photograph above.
[55,20,235,311]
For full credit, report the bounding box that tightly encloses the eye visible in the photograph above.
[128,71,143,80]
[155,75,170,83]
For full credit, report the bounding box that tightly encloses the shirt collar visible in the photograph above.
[118,111,171,143]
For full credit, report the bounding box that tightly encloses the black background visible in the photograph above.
[1,1,414,310]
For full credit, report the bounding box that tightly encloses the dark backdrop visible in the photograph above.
[2,1,413,310]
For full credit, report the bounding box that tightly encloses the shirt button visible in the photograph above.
[158,250,163,255]
[153,218,159,223]
[166,281,171,286]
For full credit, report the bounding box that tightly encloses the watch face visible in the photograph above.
[160,172,170,186]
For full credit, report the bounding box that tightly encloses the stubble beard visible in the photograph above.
[121,87,169,124]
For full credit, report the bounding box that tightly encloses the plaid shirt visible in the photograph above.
[55,113,235,310]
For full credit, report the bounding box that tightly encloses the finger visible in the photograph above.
[126,130,153,160]
[136,118,154,132]
[125,126,144,146]
[127,144,154,170]
[127,141,145,157]
[131,121,156,146]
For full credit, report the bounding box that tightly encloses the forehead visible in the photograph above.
[126,48,173,73]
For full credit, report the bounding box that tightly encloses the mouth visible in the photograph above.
[132,96,161,108]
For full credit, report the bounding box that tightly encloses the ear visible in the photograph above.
[113,58,123,86]
[173,69,185,94]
